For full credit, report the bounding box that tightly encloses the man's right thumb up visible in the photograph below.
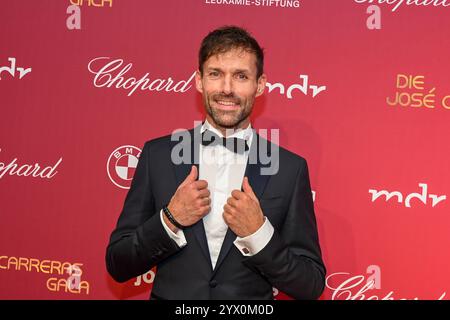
[179,165,198,188]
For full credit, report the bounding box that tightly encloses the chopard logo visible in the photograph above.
[326,267,446,300]
[354,0,450,12]
[88,57,195,97]
[0,148,62,180]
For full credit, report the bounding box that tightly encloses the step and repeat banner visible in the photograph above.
[1,0,449,300]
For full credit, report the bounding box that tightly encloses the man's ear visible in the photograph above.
[255,74,267,97]
[195,70,203,93]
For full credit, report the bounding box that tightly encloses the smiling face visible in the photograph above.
[195,48,266,135]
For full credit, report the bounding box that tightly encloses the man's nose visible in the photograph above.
[221,75,233,95]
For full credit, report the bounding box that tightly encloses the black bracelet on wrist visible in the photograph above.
[162,205,186,230]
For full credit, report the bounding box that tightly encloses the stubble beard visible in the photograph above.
[204,93,254,131]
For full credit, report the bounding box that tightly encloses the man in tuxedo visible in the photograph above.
[106,26,325,300]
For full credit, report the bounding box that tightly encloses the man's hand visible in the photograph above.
[165,166,211,232]
[223,177,264,237]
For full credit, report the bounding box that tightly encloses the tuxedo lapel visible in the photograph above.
[212,132,271,275]
[171,126,212,269]
[244,133,272,199]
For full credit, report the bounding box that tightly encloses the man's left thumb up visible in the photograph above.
[242,177,257,201]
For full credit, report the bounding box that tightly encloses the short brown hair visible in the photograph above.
[198,26,264,79]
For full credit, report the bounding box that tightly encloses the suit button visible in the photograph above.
[209,280,218,288]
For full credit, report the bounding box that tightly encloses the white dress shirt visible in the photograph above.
[160,120,274,269]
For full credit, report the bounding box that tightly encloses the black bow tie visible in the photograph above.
[201,130,249,154]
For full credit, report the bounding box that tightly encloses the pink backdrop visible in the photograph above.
[1,0,449,300]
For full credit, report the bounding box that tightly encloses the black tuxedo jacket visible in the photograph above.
[106,126,325,300]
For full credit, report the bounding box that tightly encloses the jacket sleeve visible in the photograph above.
[105,141,182,283]
[243,159,326,299]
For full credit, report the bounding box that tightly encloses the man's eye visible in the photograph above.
[236,73,248,80]
[209,72,219,77]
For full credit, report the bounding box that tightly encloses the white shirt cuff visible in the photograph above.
[160,209,187,248]
[233,217,274,256]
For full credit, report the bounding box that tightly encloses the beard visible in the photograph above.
[203,92,254,129]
